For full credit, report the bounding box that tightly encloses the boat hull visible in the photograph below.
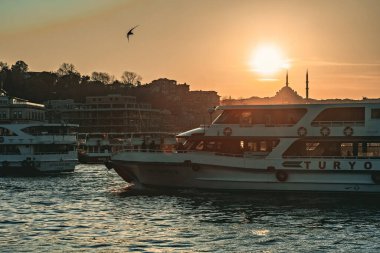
[78,152,110,164]
[110,160,380,193]
[0,160,77,176]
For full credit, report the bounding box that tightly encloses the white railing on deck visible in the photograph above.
[311,121,364,127]
[283,155,380,159]
[113,149,245,158]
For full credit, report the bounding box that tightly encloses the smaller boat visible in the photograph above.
[77,132,177,164]
[77,133,126,164]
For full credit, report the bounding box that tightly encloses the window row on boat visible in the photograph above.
[311,107,364,126]
[0,145,21,154]
[0,144,75,155]
[182,137,279,156]
[34,144,76,154]
[0,127,16,136]
[214,108,306,126]
[283,138,380,158]
[181,136,380,159]
[213,107,376,126]
[21,126,78,136]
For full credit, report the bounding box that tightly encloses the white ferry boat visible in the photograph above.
[0,91,78,175]
[107,102,380,193]
[78,132,176,164]
[77,133,122,164]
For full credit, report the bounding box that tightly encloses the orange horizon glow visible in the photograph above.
[1,0,380,100]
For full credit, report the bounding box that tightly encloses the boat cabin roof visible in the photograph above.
[216,102,380,111]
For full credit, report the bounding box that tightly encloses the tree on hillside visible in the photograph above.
[57,63,78,76]
[91,72,114,84]
[0,62,9,90]
[0,61,9,71]
[55,64,81,99]
[121,71,142,86]
[11,60,28,73]
[80,75,90,84]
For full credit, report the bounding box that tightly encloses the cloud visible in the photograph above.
[257,78,279,82]
[301,59,380,67]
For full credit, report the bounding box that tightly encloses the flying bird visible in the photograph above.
[126,25,138,42]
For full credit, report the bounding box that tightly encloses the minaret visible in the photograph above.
[306,69,309,99]
[286,70,289,87]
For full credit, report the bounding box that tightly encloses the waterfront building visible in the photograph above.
[145,78,190,101]
[45,94,163,133]
[144,78,220,130]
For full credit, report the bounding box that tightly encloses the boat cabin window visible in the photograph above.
[34,144,75,154]
[0,127,16,136]
[0,145,20,154]
[283,139,380,158]
[244,140,277,152]
[0,111,7,119]
[366,143,380,157]
[22,126,77,135]
[184,138,279,156]
[312,107,365,126]
[371,109,380,119]
[214,108,306,126]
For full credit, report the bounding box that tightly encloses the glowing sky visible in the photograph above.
[1,0,380,99]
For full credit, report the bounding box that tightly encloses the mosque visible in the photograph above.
[222,71,379,105]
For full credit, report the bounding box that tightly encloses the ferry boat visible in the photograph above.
[107,102,380,193]
[77,133,122,164]
[0,91,78,175]
[78,132,176,164]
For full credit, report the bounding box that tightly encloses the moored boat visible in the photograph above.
[78,132,176,164]
[0,90,78,175]
[107,101,380,193]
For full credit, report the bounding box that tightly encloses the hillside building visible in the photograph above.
[45,94,163,133]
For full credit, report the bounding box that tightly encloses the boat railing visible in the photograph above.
[81,150,110,154]
[34,151,72,155]
[113,148,164,154]
[113,148,245,158]
[239,123,294,127]
[311,121,365,127]
[283,155,380,159]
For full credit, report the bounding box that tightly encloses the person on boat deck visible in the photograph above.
[141,140,147,151]
[176,142,184,151]
[149,140,156,151]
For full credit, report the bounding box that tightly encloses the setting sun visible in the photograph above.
[249,45,289,76]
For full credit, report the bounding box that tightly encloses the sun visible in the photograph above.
[249,45,289,75]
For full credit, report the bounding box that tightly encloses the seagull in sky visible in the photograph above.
[126,25,138,42]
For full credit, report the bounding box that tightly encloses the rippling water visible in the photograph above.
[1,165,380,252]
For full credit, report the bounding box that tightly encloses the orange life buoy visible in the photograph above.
[320,127,330,136]
[276,170,288,182]
[297,127,307,137]
[343,126,353,136]
[223,127,232,136]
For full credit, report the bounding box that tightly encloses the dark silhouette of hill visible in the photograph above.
[0,61,177,106]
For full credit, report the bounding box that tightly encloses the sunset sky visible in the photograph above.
[1,0,380,99]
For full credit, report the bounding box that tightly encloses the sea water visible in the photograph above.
[1,164,380,252]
